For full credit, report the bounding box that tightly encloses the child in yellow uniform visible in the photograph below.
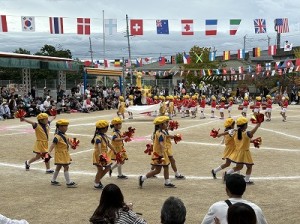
[126,95,134,119]
[225,117,261,184]
[167,96,174,119]
[92,120,117,189]
[117,96,126,119]
[48,119,77,188]
[159,96,166,116]
[109,117,128,179]
[211,118,236,179]
[22,113,56,173]
[139,116,175,188]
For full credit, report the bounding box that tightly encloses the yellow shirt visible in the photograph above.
[229,131,253,165]
[33,122,50,153]
[118,102,126,113]
[52,132,71,165]
[151,130,170,166]
[222,133,235,159]
[93,134,112,166]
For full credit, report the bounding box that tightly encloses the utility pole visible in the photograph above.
[125,14,133,85]
[89,36,94,66]
[274,20,281,50]
[243,35,247,50]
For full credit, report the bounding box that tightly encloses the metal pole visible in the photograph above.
[122,57,126,97]
[126,14,132,85]
[103,10,105,60]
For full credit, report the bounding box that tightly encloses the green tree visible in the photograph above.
[14,48,31,55]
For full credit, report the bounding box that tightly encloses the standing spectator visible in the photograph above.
[201,174,268,224]
[90,183,147,224]
[161,196,186,224]
[31,86,36,99]
[236,87,240,98]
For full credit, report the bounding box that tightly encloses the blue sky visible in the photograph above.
[1,0,299,60]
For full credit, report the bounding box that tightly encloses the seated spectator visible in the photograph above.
[201,174,267,224]
[0,213,28,224]
[82,95,93,113]
[0,99,12,119]
[227,202,257,224]
[161,196,186,224]
[90,183,147,224]
[43,96,52,111]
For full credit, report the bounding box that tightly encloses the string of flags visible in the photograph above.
[0,15,290,35]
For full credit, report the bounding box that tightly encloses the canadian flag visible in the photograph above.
[181,19,194,35]
[130,19,143,35]
[77,18,90,35]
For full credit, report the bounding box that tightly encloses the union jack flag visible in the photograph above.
[275,18,289,33]
[254,19,266,34]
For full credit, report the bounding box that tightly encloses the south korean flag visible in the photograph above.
[22,16,35,32]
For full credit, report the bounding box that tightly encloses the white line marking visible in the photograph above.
[1,162,299,181]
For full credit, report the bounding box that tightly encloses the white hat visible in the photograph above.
[46,96,50,99]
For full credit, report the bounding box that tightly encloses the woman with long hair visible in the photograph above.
[90,183,147,224]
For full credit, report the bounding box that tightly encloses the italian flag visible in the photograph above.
[230,19,241,35]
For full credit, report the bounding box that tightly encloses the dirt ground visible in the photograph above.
[0,104,299,224]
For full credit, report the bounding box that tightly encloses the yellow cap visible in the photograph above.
[236,117,248,126]
[184,95,190,99]
[229,97,233,100]
[119,96,124,101]
[221,97,226,101]
[56,119,69,126]
[284,96,289,100]
[256,96,261,101]
[37,113,48,120]
[174,96,178,99]
[192,95,196,100]
[153,116,169,125]
[154,96,158,100]
[111,117,122,125]
[211,96,216,100]
[266,95,271,99]
[201,95,206,98]
[129,95,134,100]
[169,96,174,100]
[244,96,248,100]
[224,118,234,128]
[147,93,152,97]
[96,120,109,128]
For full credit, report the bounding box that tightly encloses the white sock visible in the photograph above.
[213,166,222,173]
[111,163,117,171]
[165,179,171,184]
[94,182,99,187]
[245,175,251,182]
[235,170,241,174]
[175,171,180,176]
[117,164,122,176]
[64,171,71,184]
[52,171,59,182]
[141,175,147,181]
[226,168,235,175]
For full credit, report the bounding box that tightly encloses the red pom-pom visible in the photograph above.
[152,152,165,164]
[251,113,264,124]
[15,109,27,118]
[49,108,57,116]
[69,138,80,150]
[116,149,127,164]
[210,128,220,138]
[238,105,243,110]
[99,153,109,166]
[144,143,153,155]
[174,134,182,144]
[122,127,136,142]
[252,137,262,148]
[168,120,179,131]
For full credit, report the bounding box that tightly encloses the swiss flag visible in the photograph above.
[268,45,277,56]
[77,18,90,35]
[159,57,166,66]
[181,19,194,35]
[130,19,143,35]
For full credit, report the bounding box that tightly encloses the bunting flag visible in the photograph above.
[136,58,142,67]
[114,59,120,67]
[104,59,110,68]
[256,64,262,73]
[252,47,261,57]
[285,60,294,68]
[205,19,217,35]
[49,17,64,34]
[181,19,194,35]
[156,20,169,34]
[230,68,235,74]
[247,65,252,73]
[207,69,212,75]
[223,51,230,60]
[0,15,8,32]
[104,19,117,35]
[209,51,216,61]
[77,18,90,35]
[171,56,176,64]
[238,66,244,74]
[254,19,266,34]
[183,52,191,64]
[284,41,293,51]
[215,69,220,75]
[275,18,289,33]
[295,59,300,72]
[265,63,271,71]
[222,69,227,75]
[229,19,241,35]
[130,19,143,35]
[275,61,281,69]
[21,16,35,32]
[159,56,166,66]
[237,49,245,59]
[125,59,131,68]
[268,45,277,55]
